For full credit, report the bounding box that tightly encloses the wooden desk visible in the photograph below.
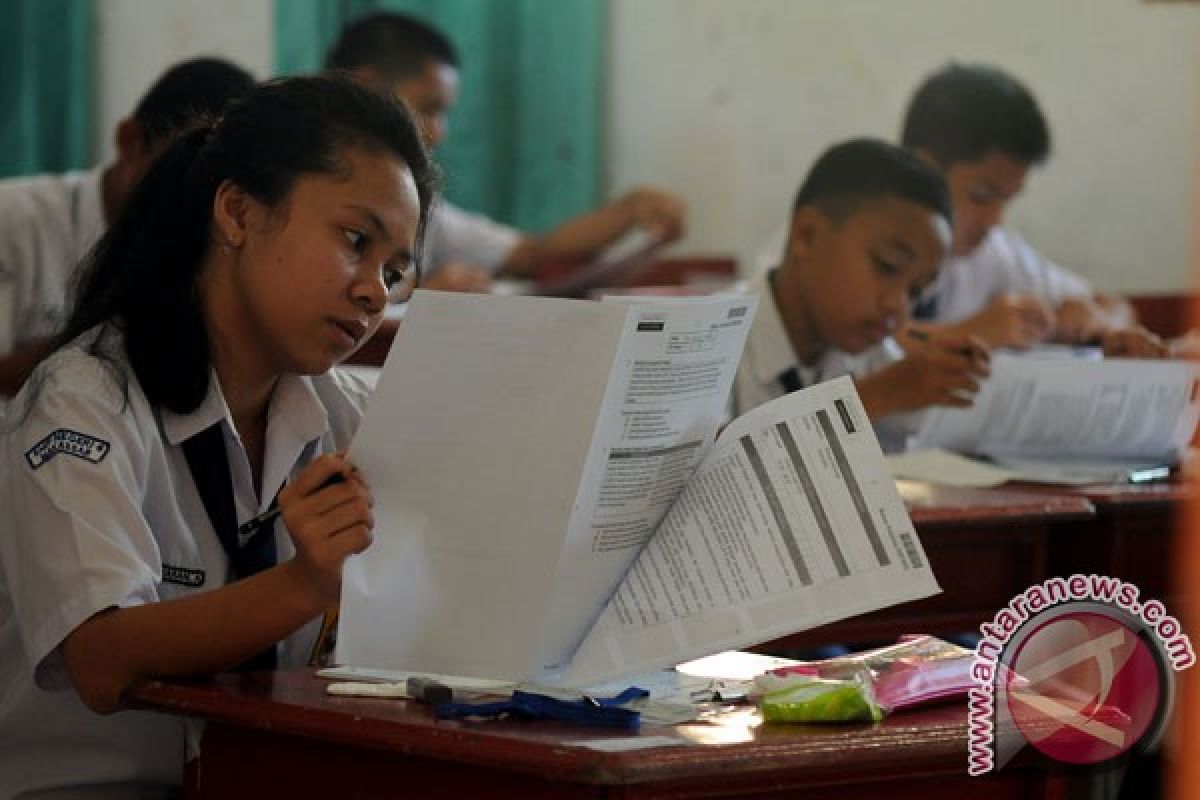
[761,484,1096,650]
[1038,481,1189,604]
[129,670,1071,799]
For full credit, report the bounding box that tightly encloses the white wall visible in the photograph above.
[608,0,1200,293]
[94,1,1198,293]
[94,0,273,162]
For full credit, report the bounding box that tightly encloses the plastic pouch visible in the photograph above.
[755,635,975,714]
[760,673,882,723]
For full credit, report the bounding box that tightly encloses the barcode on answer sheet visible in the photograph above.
[898,531,923,569]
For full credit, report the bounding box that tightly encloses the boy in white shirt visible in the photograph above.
[899,63,1162,356]
[326,11,686,293]
[735,138,989,452]
[0,58,256,400]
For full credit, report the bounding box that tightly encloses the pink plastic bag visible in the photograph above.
[754,635,975,713]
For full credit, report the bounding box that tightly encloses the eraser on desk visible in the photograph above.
[407,676,453,706]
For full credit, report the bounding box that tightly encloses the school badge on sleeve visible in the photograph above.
[25,429,111,469]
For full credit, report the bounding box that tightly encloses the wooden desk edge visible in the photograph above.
[127,671,974,786]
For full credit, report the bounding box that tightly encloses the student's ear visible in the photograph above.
[114,117,150,163]
[211,179,253,249]
[785,206,826,263]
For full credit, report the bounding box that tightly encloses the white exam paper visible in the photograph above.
[912,354,1200,462]
[562,377,941,686]
[336,290,756,681]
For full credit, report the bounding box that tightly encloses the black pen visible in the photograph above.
[236,472,347,540]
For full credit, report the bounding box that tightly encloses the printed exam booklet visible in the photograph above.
[336,290,939,687]
[909,353,1200,483]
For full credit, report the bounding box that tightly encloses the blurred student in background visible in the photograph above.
[0,57,257,401]
[898,63,1163,357]
[326,11,686,294]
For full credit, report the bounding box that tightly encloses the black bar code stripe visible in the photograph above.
[739,435,812,585]
[816,409,889,567]
[774,422,849,577]
[898,531,923,569]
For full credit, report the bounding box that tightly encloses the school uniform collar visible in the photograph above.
[160,370,330,448]
[746,269,806,389]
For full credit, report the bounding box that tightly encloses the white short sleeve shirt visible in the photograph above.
[0,327,371,798]
[0,168,106,357]
[733,272,919,453]
[916,226,1092,323]
[422,199,522,276]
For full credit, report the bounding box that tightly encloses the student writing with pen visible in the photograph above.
[896,63,1164,357]
[733,138,990,453]
[0,75,436,798]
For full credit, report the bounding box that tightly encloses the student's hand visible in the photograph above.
[620,187,686,243]
[277,453,374,605]
[966,293,1055,349]
[1052,296,1108,344]
[1169,330,1200,360]
[1101,326,1168,359]
[420,262,493,293]
[858,334,991,418]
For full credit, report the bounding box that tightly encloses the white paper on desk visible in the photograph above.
[886,449,1020,488]
[562,377,941,687]
[886,448,1171,487]
[336,290,757,681]
[912,354,1200,463]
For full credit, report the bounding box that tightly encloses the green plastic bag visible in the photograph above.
[760,676,883,723]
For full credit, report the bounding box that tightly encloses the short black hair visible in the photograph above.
[325,11,459,81]
[132,57,257,144]
[793,137,951,225]
[901,63,1051,168]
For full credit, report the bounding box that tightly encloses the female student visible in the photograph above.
[0,74,436,797]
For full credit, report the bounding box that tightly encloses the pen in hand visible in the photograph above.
[906,328,990,371]
[237,472,347,542]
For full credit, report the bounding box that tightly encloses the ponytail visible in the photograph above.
[59,124,220,412]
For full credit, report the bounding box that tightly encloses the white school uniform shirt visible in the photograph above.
[422,199,522,276]
[732,271,920,453]
[0,168,106,357]
[0,326,370,799]
[914,227,1091,323]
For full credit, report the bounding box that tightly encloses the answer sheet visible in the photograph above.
[911,354,1200,461]
[563,376,940,686]
[336,290,756,680]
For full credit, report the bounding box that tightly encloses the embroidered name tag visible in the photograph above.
[25,429,111,469]
[162,564,206,587]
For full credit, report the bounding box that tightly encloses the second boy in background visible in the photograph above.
[900,63,1163,356]
[735,138,989,452]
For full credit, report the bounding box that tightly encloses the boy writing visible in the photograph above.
[735,138,989,452]
[900,63,1163,356]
